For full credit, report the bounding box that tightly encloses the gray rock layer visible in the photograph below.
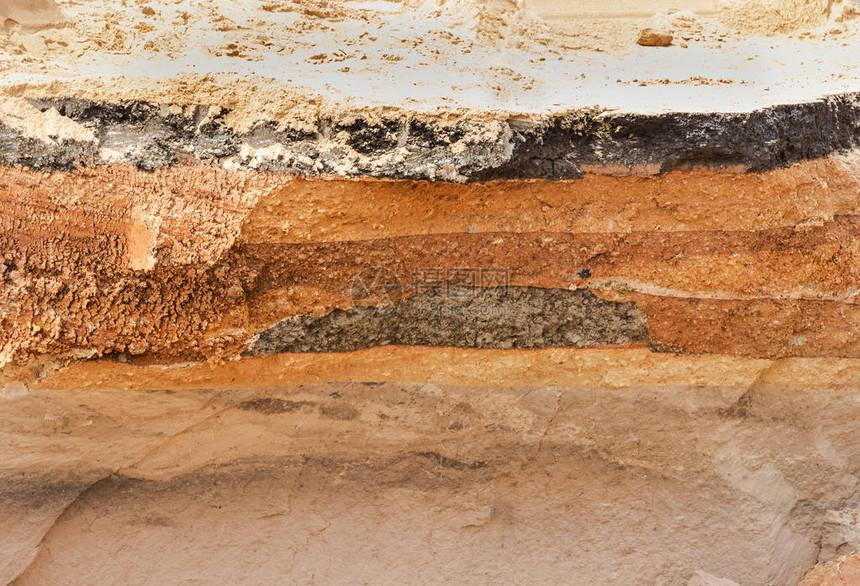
[248,287,648,354]
[3,93,860,180]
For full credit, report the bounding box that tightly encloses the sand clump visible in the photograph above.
[0,0,68,31]
[637,28,674,46]
[719,0,857,34]
[403,0,558,46]
[1,0,75,58]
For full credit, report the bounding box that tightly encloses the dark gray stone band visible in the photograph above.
[3,93,859,180]
[247,287,647,354]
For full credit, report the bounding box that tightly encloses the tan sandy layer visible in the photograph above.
[15,346,860,393]
[3,348,860,584]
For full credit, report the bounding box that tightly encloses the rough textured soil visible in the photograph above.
[2,0,860,584]
[2,95,860,180]
[4,153,860,365]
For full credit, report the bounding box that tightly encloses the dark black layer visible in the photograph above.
[2,93,859,180]
[247,287,647,354]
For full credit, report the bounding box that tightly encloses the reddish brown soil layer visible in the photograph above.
[240,218,860,305]
[801,554,860,585]
[241,157,860,241]
[2,158,859,363]
[237,220,860,357]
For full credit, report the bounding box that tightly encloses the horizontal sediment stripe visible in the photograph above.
[244,289,859,358]
[2,93,860,180]
[240,154,860,242]
[237,218,860,311]
[2,154,859,249]
[28,346,860,393]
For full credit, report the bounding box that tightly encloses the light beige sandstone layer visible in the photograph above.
[2,349,860,585]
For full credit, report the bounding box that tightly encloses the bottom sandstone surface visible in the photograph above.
[2,348,859,585]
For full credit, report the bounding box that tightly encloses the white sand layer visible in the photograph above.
[0,0,858,123]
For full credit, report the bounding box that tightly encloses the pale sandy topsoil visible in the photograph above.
[0,0,859,125]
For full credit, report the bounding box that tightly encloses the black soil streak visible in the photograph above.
[412,451,489,471]
[237,398,309,414]
[3,93,859,180]
[247,287,647,355]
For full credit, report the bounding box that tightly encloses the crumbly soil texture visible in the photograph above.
[1,95,860,180]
